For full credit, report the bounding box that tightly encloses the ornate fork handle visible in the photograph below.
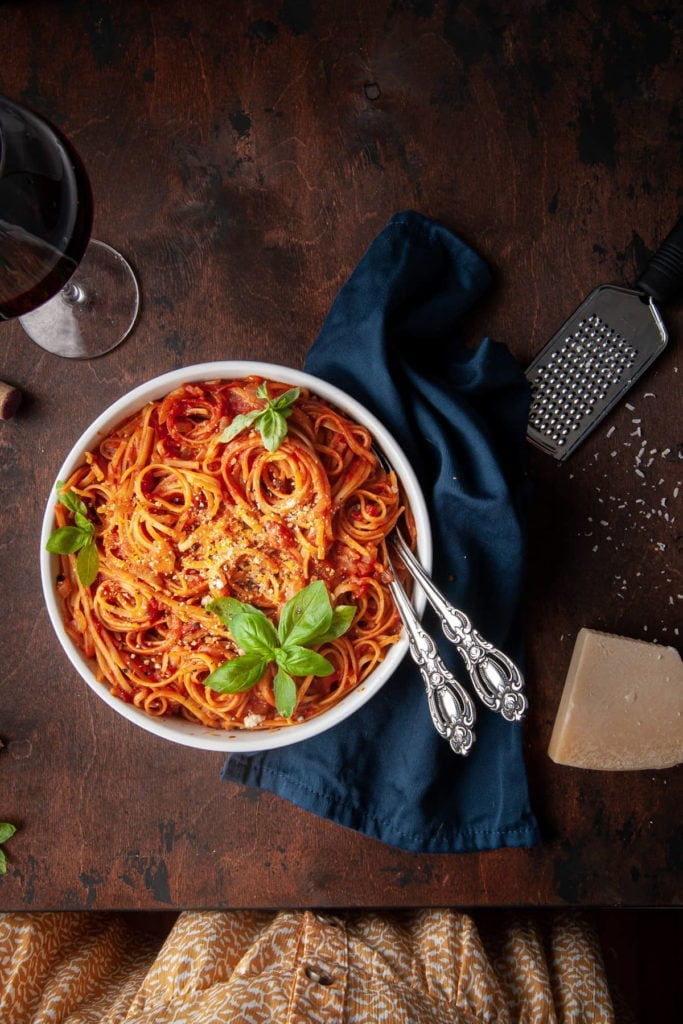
[387,570,476,756]
[391,530,527,722]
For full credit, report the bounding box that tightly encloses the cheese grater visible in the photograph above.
[526,217,683,459]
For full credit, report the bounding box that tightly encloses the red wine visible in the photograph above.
[0,97,93,319]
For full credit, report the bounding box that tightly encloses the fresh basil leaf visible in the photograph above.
[311,604,356,644]
[207,597,262,629]
[48,486,98,565]
[219,408,262,443]
[204,653,267,693]
[46,525,90,554]
[74,510,95,534]
[270,387,301,412]
[76,541,99,587]
[229,611,279,657]
[219,383,300,453]
[0,822,16,844]
[273,668,297,718]
[258,407,287,453]
[200,581,349,714]
[57,484,88,518]
[0,848,6,875]
[276,644,334,677]
[278,580,333,647]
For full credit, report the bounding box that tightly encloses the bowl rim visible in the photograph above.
[40,361,432,751]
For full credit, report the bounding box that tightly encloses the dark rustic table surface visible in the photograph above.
[1,0,681,911]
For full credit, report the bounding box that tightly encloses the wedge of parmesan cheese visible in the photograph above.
[548,628,683,770]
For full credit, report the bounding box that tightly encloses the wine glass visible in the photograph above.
[0,96,139,358]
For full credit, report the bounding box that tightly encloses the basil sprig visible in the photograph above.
[45,482,100,587]
[205,581,355,719]
[219,382,300,452]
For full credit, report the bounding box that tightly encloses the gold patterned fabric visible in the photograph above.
[0,908,627,1023]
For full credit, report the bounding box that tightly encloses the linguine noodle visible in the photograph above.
[51,377,412,730]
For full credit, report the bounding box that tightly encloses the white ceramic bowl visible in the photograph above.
[40,361,432,751]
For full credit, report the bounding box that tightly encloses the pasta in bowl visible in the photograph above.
[40,362,432,751]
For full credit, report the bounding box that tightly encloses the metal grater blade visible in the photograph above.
[526,285,667,460]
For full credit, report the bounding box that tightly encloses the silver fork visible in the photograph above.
[384,557,476,756]
[376,447,528,723]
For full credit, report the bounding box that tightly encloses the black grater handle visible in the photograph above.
[636,216,683,305]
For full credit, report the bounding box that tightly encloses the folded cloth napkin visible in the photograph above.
[222,211,540,854]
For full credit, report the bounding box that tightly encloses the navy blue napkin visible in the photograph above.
[222,211,540,853]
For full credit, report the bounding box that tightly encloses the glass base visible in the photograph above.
[19,239,140,358]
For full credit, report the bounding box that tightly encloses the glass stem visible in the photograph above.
[62,281,87,305]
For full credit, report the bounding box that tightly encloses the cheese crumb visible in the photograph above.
[243,713,266,729]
